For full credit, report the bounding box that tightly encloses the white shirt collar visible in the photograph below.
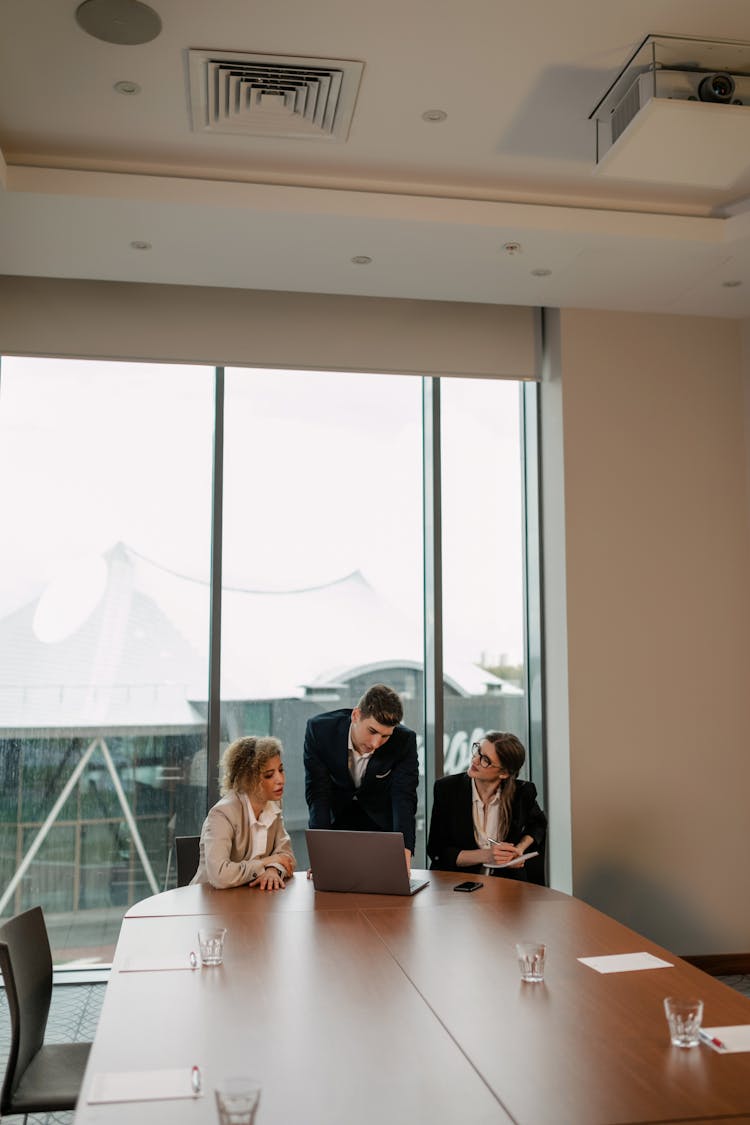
[241,793,280,827]
[470,777,500,806]
[348,725,375,759]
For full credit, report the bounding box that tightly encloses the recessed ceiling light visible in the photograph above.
[351,255,372,265]
[130,240,151,250]
[722,279,742,288]
[114,80,141,95]
[422,109,448,123]
[531,268,552,277]
[502,241,522,255]
[75,0,162,45]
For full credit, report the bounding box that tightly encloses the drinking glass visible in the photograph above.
[197,926,227,966]
[664,996,703,1047]
[215,1077,261,1125]
[516,941,546,982]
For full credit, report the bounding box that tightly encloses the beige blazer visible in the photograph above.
[191,791,295,888]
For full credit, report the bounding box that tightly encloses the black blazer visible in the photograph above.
[427,771,546,878]
[304,708,418,853]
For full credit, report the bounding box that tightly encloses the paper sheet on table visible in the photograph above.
[88,1068,201,1103]
[578,952,674,973]
[703,1025,750,1053]
[119,957,196,973]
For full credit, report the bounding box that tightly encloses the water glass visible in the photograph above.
[197,926,227,966]
[516,941,546,982]
[215,1077,261,1125]
[664,996,703,1047]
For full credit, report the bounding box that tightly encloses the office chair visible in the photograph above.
[175,835,201,886]
[0,906,91,1119]
[525,842,547,887]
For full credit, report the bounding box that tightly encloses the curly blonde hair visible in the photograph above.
[219,736,283,797]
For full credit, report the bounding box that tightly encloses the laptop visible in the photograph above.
[305,829,430,896]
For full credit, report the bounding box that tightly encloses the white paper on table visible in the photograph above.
[703,1025,750,1053]
[87,1068,201,1104]
[119,957,197,973]
[577,952,674,974]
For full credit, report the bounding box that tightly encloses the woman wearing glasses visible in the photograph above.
[426,732,546,880]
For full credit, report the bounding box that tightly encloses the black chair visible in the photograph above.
[175,835,201,886]
[0,906,91,1120]
[525,841,547,887]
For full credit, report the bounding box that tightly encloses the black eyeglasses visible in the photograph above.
[471,742,501,770]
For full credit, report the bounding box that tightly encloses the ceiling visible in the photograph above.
[3,0,750,317]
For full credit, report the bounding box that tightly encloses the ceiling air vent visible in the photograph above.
[187,49,364,141]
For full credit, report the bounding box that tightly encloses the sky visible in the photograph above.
[0,356,524,668]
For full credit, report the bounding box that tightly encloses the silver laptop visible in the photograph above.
[306,829,430,896]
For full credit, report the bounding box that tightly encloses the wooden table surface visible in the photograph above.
[75,872,750,1125]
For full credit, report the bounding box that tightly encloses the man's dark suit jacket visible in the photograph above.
[304,708,418,853]
[427,771,546,880]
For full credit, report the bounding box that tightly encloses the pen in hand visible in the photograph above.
[487,839,534,866]
[191,1065,202,1095]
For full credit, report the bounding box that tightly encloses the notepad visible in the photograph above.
[702,1025,750,1053]
[577,952,674,973]
[87,1068,201,1104]
[484,851,540,870]
[119,957,196,973]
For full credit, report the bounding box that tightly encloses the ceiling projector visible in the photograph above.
[610,68,750,146]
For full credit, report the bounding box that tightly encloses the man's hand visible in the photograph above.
[404,847,412,874]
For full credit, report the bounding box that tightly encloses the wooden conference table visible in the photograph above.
[75,872,750,1125]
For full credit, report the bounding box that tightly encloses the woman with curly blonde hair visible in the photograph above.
[192,736,296,891]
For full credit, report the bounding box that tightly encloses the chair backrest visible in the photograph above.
[525,841,547,887]
[175,835,201,886]
[0,906,53,1113]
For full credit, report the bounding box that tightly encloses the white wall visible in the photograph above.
[554,307,750,955]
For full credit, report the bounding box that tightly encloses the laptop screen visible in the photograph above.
[305,829,429,896]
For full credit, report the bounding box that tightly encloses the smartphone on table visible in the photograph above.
[453,880,483,892]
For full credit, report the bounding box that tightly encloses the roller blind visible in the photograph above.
[0,275,541,379]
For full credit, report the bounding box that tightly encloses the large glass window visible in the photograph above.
[221,369,424,865]
[0,357,532,961]
[440,379,527,775]
[0,358,213,962]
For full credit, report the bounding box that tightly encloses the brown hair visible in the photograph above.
[357,683,403,727]
[483,731,526,842]
[219,736,283,798]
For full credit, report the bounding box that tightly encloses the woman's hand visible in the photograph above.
[255,866,286,891]
[457,847,494,867]
[266,852,295,877]
[490,841,524,865]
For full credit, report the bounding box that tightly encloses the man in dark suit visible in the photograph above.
[304,683,418,869]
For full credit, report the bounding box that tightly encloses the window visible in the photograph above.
[0,357,534,961]
[440,379,527,776]
[0,358,213,961]
[221,369,424,865]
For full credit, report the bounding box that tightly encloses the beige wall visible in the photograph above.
[557,308,750,955]
[0,276,539,379]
